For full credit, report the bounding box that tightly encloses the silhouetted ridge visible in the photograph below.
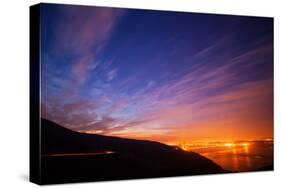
[41,118,174,154]
[41,118,228,184]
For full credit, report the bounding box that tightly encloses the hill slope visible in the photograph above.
[40,118,228,184]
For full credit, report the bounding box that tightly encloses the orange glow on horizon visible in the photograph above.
[74,78,273,147]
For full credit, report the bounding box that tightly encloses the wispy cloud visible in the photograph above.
[88,36,273,141]
[42,5,125,98]
[106,69,118,81]
[41,6,273,143]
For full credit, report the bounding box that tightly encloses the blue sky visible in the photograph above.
[41,4,273,143]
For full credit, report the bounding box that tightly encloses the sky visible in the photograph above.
[41,4,273,144]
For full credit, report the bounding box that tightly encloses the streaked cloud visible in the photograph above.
[41,5,273,143]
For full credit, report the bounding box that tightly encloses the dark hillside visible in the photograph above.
[41,118,228,184]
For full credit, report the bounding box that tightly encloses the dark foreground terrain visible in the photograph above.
[40,119,228,184]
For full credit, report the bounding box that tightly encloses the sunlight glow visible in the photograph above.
[242,143,249,147]
[224,143,235,147]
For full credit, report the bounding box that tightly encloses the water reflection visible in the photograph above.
[181,140,273,172]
